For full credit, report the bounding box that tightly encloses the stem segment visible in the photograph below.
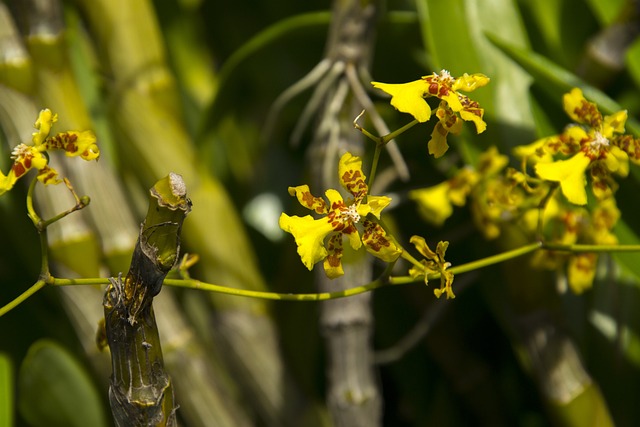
[103,173,190,426]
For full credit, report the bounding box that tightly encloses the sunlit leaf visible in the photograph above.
[486,32,640,139]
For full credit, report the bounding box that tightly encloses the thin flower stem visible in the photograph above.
[400,247,424,269]
[381,119,419,145]
[542,242,640,252]
[354,113,420,190]
[38,199,90,229]
[25,177,91,277]
[163,278,391,301]
[39,181,91,230]
[167,242,544,298]
[448,242,543,275]
[4,241,640,315]
[367,143,383,190]
[0,280,48,317]
[26,177,41,227]
[52,277,111,286]
[37,230,51,279]
[25,178,51,276]
[356,116,419,152]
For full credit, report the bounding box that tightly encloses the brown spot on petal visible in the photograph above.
[325,253,340,267]
[614,135,640,161]
[438,86,450,98]
[12,162,26,178]
[341,169,367,196]
[362,222,392,252]
[301,191,314,205]
[574,100,602,129]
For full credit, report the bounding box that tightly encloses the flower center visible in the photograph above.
[341,204,361,224]
[10,144,31,160]
[586,131,609,157]
[590,131,609,150]
[437,69,454,85]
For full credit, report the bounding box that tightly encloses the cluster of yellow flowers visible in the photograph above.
[278,71,640,296]
[280,70,491,299]
[407,87,639,293]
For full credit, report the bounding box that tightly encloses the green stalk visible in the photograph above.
[0,280,48,318]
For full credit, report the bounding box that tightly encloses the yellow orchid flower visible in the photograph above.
[567,253,598,294]
[590,197,620,245]
[532,88,633,205]
[408,236,455,299]
[1,109,99,196]
[279,152,402,279]
[409,167,478,227]
[371,70,489,158]
[536,152,591,205]
[409,182,452,227]
[370,79,433,122]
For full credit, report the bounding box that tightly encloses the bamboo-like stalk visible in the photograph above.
[103,173,189,426]
[515,309,614,427]
[307,1,383,425]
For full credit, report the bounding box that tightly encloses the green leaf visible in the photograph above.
[516,0,565,65]
[487,31,640,179]
[518,0,603,68]
[0,353,13,427]
[486,32,640,135]
[18,339,107,427]
[585,0,626,25]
